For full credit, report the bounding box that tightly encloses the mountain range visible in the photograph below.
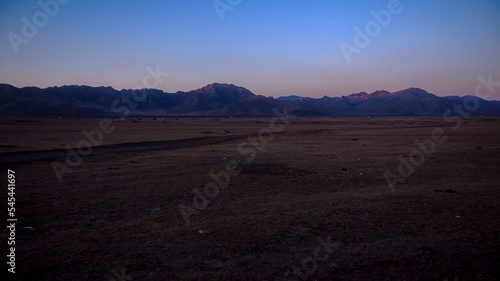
[1,83,499,117]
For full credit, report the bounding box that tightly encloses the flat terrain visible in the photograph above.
[1,117,499,280]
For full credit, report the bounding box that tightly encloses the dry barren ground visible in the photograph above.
[1,117,499,280]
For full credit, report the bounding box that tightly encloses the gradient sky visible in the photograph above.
[1,0,499,99]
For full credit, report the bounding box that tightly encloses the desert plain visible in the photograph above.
[1,116,499,280]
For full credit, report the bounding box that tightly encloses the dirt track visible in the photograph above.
[0,135,244,164]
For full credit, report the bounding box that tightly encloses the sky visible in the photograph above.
[1,0,499,99]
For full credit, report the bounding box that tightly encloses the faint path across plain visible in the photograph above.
[0,135,244,164]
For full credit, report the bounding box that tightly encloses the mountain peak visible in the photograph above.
[198,83,234,92]
[188,83,256,99]
[191,83,252,95]
[390,87,431,96]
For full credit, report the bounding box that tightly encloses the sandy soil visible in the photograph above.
[1,117,499,280]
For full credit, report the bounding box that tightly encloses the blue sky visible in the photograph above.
[1,0,499,99]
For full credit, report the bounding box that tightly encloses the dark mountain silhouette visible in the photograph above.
[0,83,499,117]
